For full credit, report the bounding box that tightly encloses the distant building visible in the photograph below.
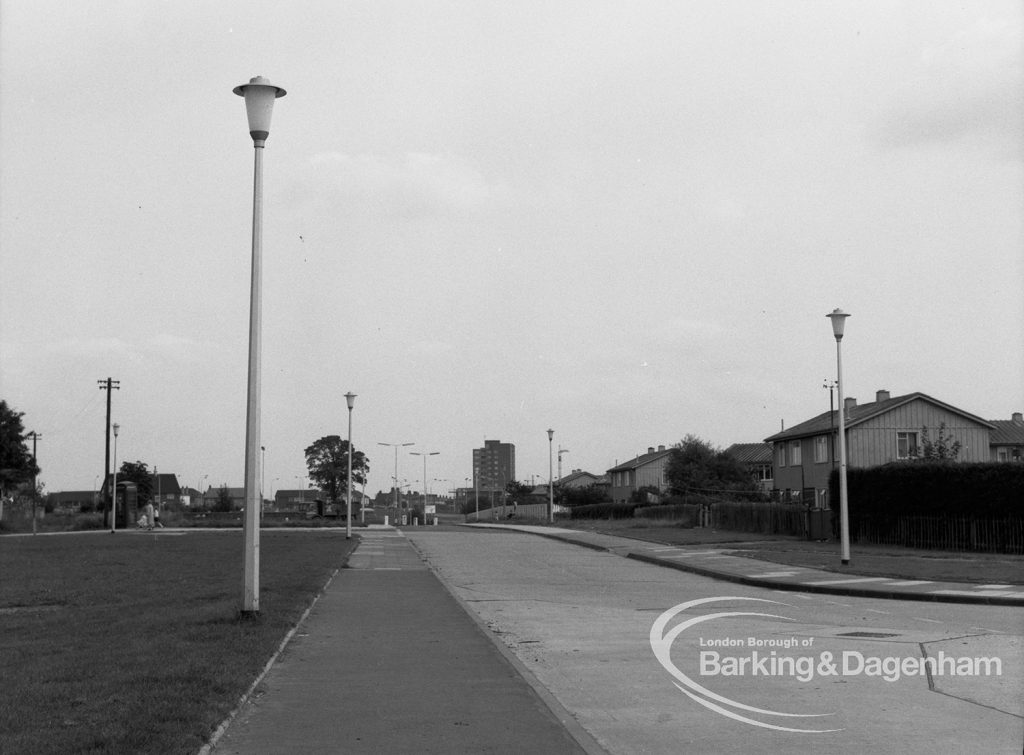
[473,440,516,495]
[989,412,1024,462]
[46,490,97,513]
[557,469,604,489]
[723,443,774,491]
[606,445,672,503]
[765,390,994,507]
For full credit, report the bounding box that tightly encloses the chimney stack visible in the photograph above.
[876,389,890,403]
[1013,412,1023,423]
[844,397,857,412]
[647,447,655,454]
[658,445,666,452]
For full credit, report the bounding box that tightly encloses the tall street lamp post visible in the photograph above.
[110,423,120,534]
[547,429,554,523]
[378,442,414,522]
[827,308,851,566]
[234,75,286,616]
[345,393,356,539]
[410,451,439,524]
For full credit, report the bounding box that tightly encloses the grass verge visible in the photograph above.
[0,530,356,754]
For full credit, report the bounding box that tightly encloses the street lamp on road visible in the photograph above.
[378,442,414,520]
[345,392,356,539]
[234,75,286,616]
[827,308,851,566]
[547,429,554,523]
[110,423,120,534]
[410,451,439,524]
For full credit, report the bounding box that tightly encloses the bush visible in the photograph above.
[569,502,639,520]
[635,503,697,526]
[831,462,1024,521]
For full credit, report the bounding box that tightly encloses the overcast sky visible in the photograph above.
[2,1,1021,499]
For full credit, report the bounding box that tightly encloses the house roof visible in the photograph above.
[990,418,1024,445]
[558,470,600,486]
[48,491,96,502]
[607,447,672,473]
[149,473,181,494]
[765,392,995,443]
[724,443,772,464]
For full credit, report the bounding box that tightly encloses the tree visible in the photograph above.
[504,480,533,506]
[0,400,40,496]
[215,485,234,512]
[118,461,154,506]
[304,436,369,510]
[664,435,759,498]
[910,423,962,462]
[559,484,611,508]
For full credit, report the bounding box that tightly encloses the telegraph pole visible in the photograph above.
[97,378,120,516]
[26,431,41,535]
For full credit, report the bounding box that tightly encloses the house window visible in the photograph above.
[777,444,786,467]
[814,436,828,463]
[789,441,802,466]
[897,432,918,459]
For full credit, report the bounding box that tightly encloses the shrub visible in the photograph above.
[569,502,639,520]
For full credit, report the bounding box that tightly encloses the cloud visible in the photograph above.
[304,152,510,217]
[871,14,1023,158]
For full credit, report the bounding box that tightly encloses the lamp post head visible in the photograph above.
[547,428,554,441]
[345,392,356,410]
[827,308,850,340]
[112,423,120,437]
[233,76,286,144]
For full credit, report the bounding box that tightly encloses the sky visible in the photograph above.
[1,1,1021,501]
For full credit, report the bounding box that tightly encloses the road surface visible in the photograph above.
[404,528,1023,754]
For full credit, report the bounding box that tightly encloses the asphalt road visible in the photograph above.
[405,528,1024,755]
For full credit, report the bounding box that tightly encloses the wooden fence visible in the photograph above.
[709,501,807,536]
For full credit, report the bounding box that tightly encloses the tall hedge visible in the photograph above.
[829,463,1024,523]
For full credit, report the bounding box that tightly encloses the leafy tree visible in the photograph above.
[304,436,369,510]
[664,435,759,497]
[0,400,40,495]
[504,480,533,506]
[118,461,154,506]
[215,485,234,512]
[559,484,611,508]
[910,423,962,462]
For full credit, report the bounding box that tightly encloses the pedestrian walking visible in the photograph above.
[144,502,155,531]
[153,505,164,528]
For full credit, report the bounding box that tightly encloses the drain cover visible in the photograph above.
[837,631,899,638]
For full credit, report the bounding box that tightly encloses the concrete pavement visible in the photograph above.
[206,522,1021,753]
[208,527,604,754]
[463,523,1024,607]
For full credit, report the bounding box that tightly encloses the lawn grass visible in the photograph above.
[559,518,1024,584]
[0,530,356,754]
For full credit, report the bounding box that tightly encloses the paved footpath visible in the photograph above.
[210,528,603,754]
[466,523,1024,606]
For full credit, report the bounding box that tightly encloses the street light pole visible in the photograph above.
[110,423,120,534]
[827,309,851,566]
[234,75,286,616]
[410,451,439,524]
[345,393,356,539]
[378,442,414,523]
[547,429,554,523]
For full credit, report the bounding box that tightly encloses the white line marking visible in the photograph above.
[912,617,943,624]
[865,608,890,614]
[883,580,933,586]
[802,577,889,585]
[970,626,1006,634]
